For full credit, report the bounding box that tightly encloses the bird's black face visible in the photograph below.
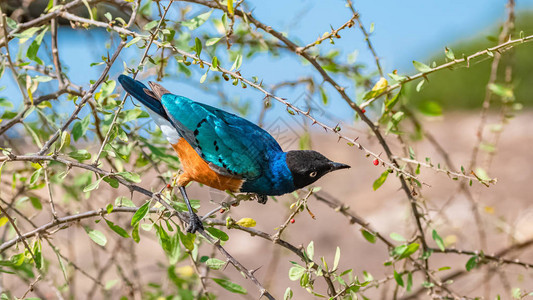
[286,150,350,190]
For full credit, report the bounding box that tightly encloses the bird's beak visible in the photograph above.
[329,162,351,171]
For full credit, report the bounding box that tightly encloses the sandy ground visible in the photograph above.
[3,112,533,299]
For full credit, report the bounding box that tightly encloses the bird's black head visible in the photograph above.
[286,150,350,190]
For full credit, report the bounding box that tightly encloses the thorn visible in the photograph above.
[250,265,262,275]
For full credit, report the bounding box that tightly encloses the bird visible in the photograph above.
[118,75,350,233]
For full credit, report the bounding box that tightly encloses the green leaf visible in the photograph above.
[195,37,202,56]
[488,83,514,100]
[178,227,196,251]
[432,230,445,251]
[444,47,455,60]
[206,37,221,46]
[390,232,406,242]
[59,131,70,152]
[399,243,420,259]
[84,227,107,246]
[131,201,150,226]
[206,227,229,241]
[105,219,130,238]
[406,272,413,291]
[361,229,376,243]
[125,36,142,48]
[412,60,432,73]
[230,54,242,71]
[211,278,247,294]
[394,270,404,287]
[68,149,91,161]
[288,265,306,281]
[333,246,341,270]
[26,27,48,65]
[116,172,141,183]
[29,197,42,210]
[284,287,293,300]
[200,71,208,83]
[83,178,101,192]
[72,115,91,141]
[205,258,226,270]
[385,90,401,111]
[132,223,140,243]
[372,171,389,191]
[465,255,478,271]
[102,176,119,189]
[306,241,314,260]
[32,240,42,269]
[29,168,42,185]
[181,10,213,30]
[143,20,158,31]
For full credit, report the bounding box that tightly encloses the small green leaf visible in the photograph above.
[432,229,445,251]
[29,197,42,210]
[178,227,196,251]
[284,287,293,300]
[68,150,91,161]
[131,201,150,226]
[206,227,229,241]
[288,265,306,281]
[206,37,221,46]
[361,229,376,243]
[306,241,314,260]
[181,10,213,30]
[205,258,226,270]
[372,171,389,191]
[230,54,242,71]
[105,219,130,238]
[132,223,140,243]
[390,232,406,242]
[465,255,478,271]
[32,240,42,269]
[84,227,107,246]
[29,168,42,185]
[195,37,202,56]
[444,47,455,60]
[83,178,101,192]
[125,36,141,48]
[143,20,158,31]
[406,272,413,291]
[412,60,432,73]
[333,246,341,270]
[116,172,141,183]
[211,278,247,294]
[394,270,404,287]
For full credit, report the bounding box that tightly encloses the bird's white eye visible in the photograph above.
[309,171,317,178]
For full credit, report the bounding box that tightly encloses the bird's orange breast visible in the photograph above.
[171,138,243,192]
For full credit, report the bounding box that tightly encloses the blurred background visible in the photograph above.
[0,0,533,299]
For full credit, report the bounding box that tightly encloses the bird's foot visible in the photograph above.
[256,194,267,205]
[186,213,204,234]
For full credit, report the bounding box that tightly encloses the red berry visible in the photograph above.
[219,208,226,213]
[290,219,295,224]
[166,184,171,189]
[362,109,366,113]
[373,159,379,166]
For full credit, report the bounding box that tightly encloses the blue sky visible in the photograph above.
[2,0,532,133]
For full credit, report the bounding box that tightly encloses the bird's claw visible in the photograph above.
[186,213,204,234]
[257,194,268,204]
